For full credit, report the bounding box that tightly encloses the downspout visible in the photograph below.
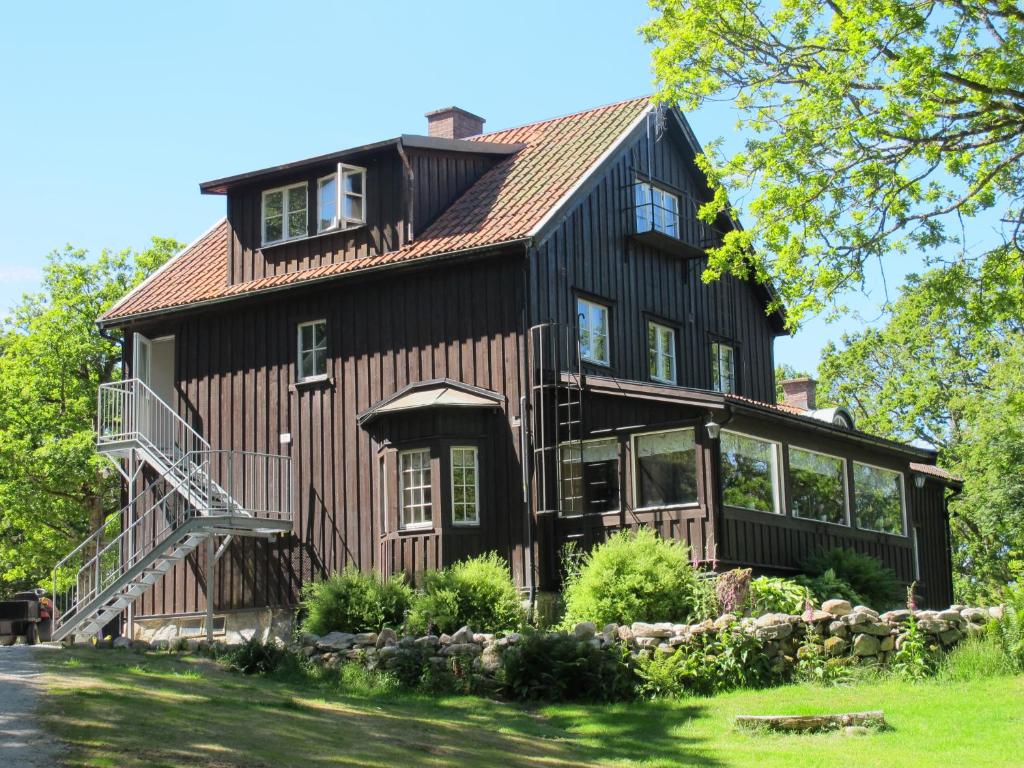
[706,405,734,570]
[519,239,537,621]
[942,484,963,604]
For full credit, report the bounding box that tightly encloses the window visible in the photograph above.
[399,449,432,529]
[450,446,479,526]
[635,180,680,237]
[558,438,619,516]
[647,321,677,384]
[853,462,905,535]
[711,342,736,393]
[720,431,781,514]
[577,297,610,365]
[318,163,366,232]
[789,447,848,525]
[262,182,308,245]
[633,429,697,509]
[297,320,327,380]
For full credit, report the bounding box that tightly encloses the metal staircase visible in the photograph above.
[50,378,292,643]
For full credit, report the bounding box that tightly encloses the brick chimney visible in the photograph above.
[426,107,485,139]
[780,377,817,411]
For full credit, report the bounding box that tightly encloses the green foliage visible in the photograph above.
[0,238,179,598]
[992,586,1024,672]
[714,568,752,615]
[890,616,938,681]
[644,1,1024,325]
[746,576,811,615]
[800,548,902,609]
[939,631,1016,682]
[561,528,714,627]
[815,250,1024,600]
[634,624,785,699]
[500,631,636,702]
[406,553,523,635]
[793,630,856,686]
[796,568,865,607]
[300,567,412,636]
[224,639,293,676]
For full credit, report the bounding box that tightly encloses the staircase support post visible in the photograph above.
[206,534,214,644]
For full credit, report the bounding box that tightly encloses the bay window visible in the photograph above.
[635,180,680,237]
[633,428,697,509]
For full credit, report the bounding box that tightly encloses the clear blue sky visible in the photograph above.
[0,1,989,373]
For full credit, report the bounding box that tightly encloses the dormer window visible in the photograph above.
[262,183,308,246]
[318,163,366,232]
[635,180,679,238]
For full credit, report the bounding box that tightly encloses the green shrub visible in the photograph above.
[796,568,865,606]
[889,616,938,681]
[793,630,857,686]
[634,624,784,698]
[746,576,811,615]
[224,638,292,676]
[561,528,714,627]
[500,631,636,702]
[993,585,1024,672]
[800,548,902,608]
[939,631,1015,681]
[300,567,412,635]
[406,553,524,635]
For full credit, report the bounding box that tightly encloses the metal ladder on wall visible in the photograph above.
[49,378,293,643]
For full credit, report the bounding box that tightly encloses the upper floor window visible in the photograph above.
[647,321,677,384]
[789,446,848,525]
[711,342,736,394]
[297,320,327,380]
[399,449,432,529]
[577,297,610,366]
[635,180,679,238]
[262,182,308,245]
[853,462,905,535]
[721,430,782,514]
[450,446,480,526]
[558,438,619,516]
[318,163,367,232]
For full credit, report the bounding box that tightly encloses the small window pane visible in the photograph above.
[635,429,697,508]
[264,216,283,244]
[558,439,618,515]
[854,463,904,534]
[577,298,610,365]
[400,449,432,529]
[319,176,338,231]
[451,447,479,525]
[790,447,847,525]
[298,320,327,380]
[288,185,307,212]
[344,170,363,195]
[721,431,779,513]
[635,182,652,232]
[264,191,283,217]
[289,211,307,238]
[648,322,676,384]
[344,194,363,222]
[711,342,736,393]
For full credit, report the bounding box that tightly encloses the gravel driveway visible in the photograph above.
[0,644,63,767]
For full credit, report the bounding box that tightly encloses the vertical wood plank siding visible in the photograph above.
[528,125,778,403]
[407,149,500,236]
[132,254,526,617]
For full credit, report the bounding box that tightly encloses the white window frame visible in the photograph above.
[720,429,784,515]
[317,163,367,233]
[787,445,850,526]
[557,437,619,518]
[399,448,433,530]
[852,460,907,536]
[577,297,610,366]
[261,182,308,246]
[630,427,699,512]
[635,179,680,237]
[296,319,327,381]
[711,341,736,394]
[450,446,480,526]
[647,321,677,384]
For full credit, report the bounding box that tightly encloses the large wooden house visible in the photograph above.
[52,98,959,643]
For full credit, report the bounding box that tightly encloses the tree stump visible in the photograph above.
[735,711,885,733]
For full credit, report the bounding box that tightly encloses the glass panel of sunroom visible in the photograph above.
[634,429,697,508]
[721,431,780,513]
[853,462,905,534]
[789,447,847,525]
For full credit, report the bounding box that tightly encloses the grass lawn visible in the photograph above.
[40,647,1024,768]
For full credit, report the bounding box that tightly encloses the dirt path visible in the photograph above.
[0,644,63,767]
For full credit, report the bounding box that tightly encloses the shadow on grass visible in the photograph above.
[40,649,723,768]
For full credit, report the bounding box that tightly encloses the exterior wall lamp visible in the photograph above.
[913,473,926,489]
[705,420,721,440]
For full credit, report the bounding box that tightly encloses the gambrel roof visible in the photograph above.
[102,97,653,324]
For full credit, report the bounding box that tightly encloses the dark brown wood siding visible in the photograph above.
[406,148,500,235]
[131,252,528,617]
[527,124,778,403]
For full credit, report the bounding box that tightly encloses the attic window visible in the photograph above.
[262,182,308,245]
[635,180,679,238]
[318,163,366,232]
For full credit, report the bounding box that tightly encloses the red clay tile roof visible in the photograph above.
[103,97,653,323]
[909,462,963,485]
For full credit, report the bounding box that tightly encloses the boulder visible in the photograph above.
[879,635,895,652]
[858,622,894,637]
[477,647,502,674]
[317,632,356,651]
[989,605,1005,620]
[960,607,989,624]
[916,619,949,634]
[828,621,849,639]
[601,624,618,644]
[852,633,880,657]
[377,645,400,660]
[824,636,847,656]
[573,621,597,640]
[632,622,673,638]
[880,610,912,624]
[354,632,378,647]
[852,606,880,619]
[822,599,853,616]
[376,628,398,648]
[299,632,320,647]
[112,637,132,649]
[939,628,963,646]
[714,613,738,629]
[441,642,482,657]
[449,626,475,645]
[806,610,832,623]
[755,613,791,628]
[635,637,660,649]
[755,623,793,641]
[616,625,635,644]
[936,609,963,624]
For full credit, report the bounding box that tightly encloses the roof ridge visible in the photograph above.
[473,95,652,141]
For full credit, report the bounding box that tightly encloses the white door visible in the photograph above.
[132,332,152,386]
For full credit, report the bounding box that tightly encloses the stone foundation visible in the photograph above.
[129,608,292,647]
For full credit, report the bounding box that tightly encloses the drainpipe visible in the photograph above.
[706,405,733,570]
[519,243,537,621]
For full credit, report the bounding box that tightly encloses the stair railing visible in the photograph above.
[97,378,210,463]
